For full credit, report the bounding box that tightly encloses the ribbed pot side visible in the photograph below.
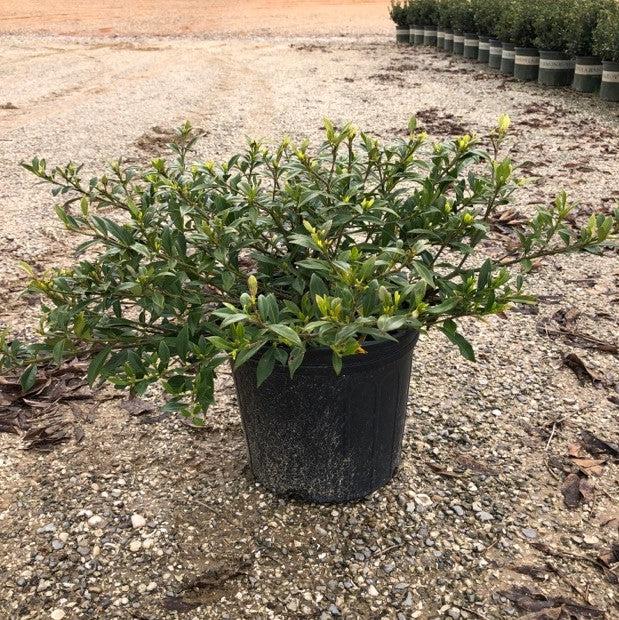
[600,60,619,102]
[444,29,454,53]
[514,47,540,81]
[572,56,603,93]
[233,332,419,503]
[538,50,575,87]
[463,33,479,60]
[396,26,410,44]
[489,38,502,69]
[477,35,490,63]
[500,42,515,75]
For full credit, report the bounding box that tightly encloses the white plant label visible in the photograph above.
[515,55,539,66]
[424,30,437,36]
[464,39,479,47]
[413,28,424,36]
[478,42,490,50]
[539,59,575,70]
[397,29,410,35]
[453,35,464,43]
[602,70,619,83]
[445,33,454,41]
[502,50,515,60]
[574,64,603,76]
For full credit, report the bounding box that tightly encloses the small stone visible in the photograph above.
[452,505,464,517]
[131,514,146,529]
[368,584,379,596]
[328,604,341,616]
[522,527,537,540]
[51,611,66,620]
[448,608,461,619]
[477,511,494,522]
[583,534,600,546]
[77,546,90,556]
[37,524,56,534]
[51,539,65,550]
[414,494,434,510]
[58,532,69,542]
[87,515,103,528]
[491,409,502,417]
[406,502,416,514]
[146,582,157,591]
[129,540,142,552]
[92,545,101,558]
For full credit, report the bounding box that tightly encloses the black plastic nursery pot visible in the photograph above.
[513,47,540,82]
[488,38,502,69]
[411,25,424,45]
[572,57,603,93]
[538,51,575,87]
[436,29,445,49]
[444,29,454,53]
[453,31,464,56]
[500,42,515,75]
[477,35,490,64]
[600,61,619,102]
[463,34,479,60]
[396,26,410,44]
[423,27,437,46]
[233,331,419,503]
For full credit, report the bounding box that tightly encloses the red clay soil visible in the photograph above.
[0,0,392,37]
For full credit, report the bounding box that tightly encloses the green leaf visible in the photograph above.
[87,347,111,385]
[19,364,38,393]
[440,320,476,362]
[176,325,190,360]
[288,346,306,378]
[477,259,492,292]
[234,341,266,368]
[267,324,303,347]
[256,348,276,387]
[332,351,343,376]
[412,261,436,287]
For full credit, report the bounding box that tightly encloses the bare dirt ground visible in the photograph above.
[1,2,618,619]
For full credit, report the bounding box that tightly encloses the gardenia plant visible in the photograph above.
[1,119,617,424]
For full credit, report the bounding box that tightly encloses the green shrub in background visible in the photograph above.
[451,0,476,33]
[593,0,619,61]
[533,0,578,52]
[496,0,538,47]
[389,0,410,27]
[568,0,615,57]
[437,0,460,29]
[471,0,503,38]
[407,0,441,27]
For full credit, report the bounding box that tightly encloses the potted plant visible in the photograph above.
[2,120,617,503]
[471,0,501,63]
[418,0,440,46]
[569,0,612,93]
[593,0,619,101]
[407,0,426,45]
[534,0,577,87]
[452,0,476,57]
[390,0,411,44]
[438,0,458,52]
[495,0,536,76]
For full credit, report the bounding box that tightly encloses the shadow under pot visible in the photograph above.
[436,29,445,49]
[500,42,515,75]
[600,61,619,102]
[538,51,575,87]
[233,331,420,503]
[488,38,502,69]
[572,57,602,93]
[411,25,424,45]
[514,47,539,81]
[477,35,490,63]
[453,31,464,55]
[463,33,479,60]
[444,29,454,53]
[424,27,437,46]
[396,26,410,44]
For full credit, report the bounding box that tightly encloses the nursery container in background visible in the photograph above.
[444,29,454,52]
[396,26,411,44]
[514,47,540,81]
[500,42,515,75]
[453,31,465,55]
[489,38,503,69]
[538,51,575,87]
[424,26,438,46]
[600,61,619,101]
[463,34,479,60]
[437,29,445,49]
[477,35,490,63]
[412,25,425,45]
[572,57,603,93]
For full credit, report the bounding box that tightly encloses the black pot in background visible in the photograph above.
[500,42,515,75]
[423,27,437,46]
[437,29,445,49]
[599,61,619,101]
[396,26,410,44]
[538,50,575,87]
[488,38,502,69]
[477,35,490,63]
[453,31,464,55]
[444,29,454,53]
[411,25,424,45]
[514,47,540,82]
[572,57,603,93]
[463,33,479,60]
[233,332,419,503]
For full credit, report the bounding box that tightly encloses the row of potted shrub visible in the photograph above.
[389,0,619,102]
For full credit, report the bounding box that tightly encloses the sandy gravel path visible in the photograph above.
[1,9,618,619]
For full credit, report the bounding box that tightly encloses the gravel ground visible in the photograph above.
[1,23,618,620]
